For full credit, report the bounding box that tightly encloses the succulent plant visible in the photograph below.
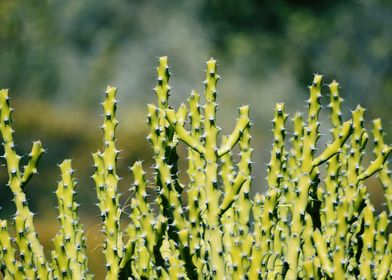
[0,57,391,279]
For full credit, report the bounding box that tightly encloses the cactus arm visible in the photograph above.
[283,113,304,258]
[372,119,392,216]
[288,112,304,181]
[301,74,323,173]
[218,173,247,216]
[201,58,226,278]
[185,90,207,276]
[344,106,367,217]
[328,80,344,137]
[166,108,205,154]
[92,151,106,219]
[218,106,252,216]
[267,103,288,190]
[286,168,311,276]
[286,74,323,279]
[263,103,289,273]
[92,86,123,279]
[358,144,392,182]
[52,159,90,280]
[21,140,44,187]
[0,89,48,279]
[322,81,345,248]
[217,105,250,157]
[220,135,236,199]
[312,120,352,167]
[150,57,186,228]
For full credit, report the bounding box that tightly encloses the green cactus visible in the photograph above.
[92,86,124,279]
[0,58,391,279]
[52,159,91,279]
[0,89,48,280]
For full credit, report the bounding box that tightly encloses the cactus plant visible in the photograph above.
[0,57,391,279]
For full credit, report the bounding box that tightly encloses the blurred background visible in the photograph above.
[0,0,391,277]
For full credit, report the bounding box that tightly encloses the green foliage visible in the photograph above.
[0,57,391,279]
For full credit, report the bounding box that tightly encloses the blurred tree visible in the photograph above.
[0,0,59,100]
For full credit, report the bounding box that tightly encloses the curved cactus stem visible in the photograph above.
[21,140,45,187]
[358,145,392,182]
[166,108,205,154]
[0,89,48,279]
[312,120,352,168]
[217,106,250,157]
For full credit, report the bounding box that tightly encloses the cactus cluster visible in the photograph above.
[0,57,391,279]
